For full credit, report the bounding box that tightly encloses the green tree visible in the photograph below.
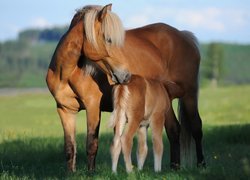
[203,43,224,87]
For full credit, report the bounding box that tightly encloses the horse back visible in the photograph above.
[129,23,201,93]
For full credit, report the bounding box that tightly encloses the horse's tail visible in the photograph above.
[178,30,200,168]
[108,85,128,136]
[178,99,196,168]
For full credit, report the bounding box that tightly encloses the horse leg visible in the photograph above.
[165,105,180,170]
[121,117,141,173]
[110,129,122,173]
[180,94,206,167]
[57,107,77,172]
[85,104,101,171]
[110,109,127,173]
[151,113,164,172]
[136,125,148,170]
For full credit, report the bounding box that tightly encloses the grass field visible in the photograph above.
[0,86,250,179]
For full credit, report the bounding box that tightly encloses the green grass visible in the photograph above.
[0,86,250,179]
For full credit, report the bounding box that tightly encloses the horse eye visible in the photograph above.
[106,37,112,44]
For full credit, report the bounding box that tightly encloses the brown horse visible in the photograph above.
[46,3,205,171]
[110,75,170,173]
[46,5,181,172]
[75,4,205,168]
[46,6,114,172]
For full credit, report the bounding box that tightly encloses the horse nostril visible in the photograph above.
[124,72,131,83]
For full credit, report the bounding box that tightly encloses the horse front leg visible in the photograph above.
[57,107,77,172]
[86,103,101,171]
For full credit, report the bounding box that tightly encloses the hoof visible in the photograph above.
[170,163,180,170]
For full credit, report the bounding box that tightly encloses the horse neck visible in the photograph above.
[107,32,165,81]
[52,22,84,79]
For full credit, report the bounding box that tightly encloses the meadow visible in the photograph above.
[0,85,250,179]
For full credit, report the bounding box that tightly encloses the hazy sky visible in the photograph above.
[1,0,250,43]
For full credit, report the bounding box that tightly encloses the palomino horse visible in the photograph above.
[46,5,182,172]
[46,6,114,172]
[45,5,170,172]
[74,4,206,168]
[110,75,170,173]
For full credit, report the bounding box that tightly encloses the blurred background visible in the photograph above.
[0,1,250,178]
[0,0,249,87]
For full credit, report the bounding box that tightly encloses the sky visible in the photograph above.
[0,0,250,43]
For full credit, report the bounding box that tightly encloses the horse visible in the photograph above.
[46,5,176,172]
[46,6,114,172]
[109,74,170,173]
[73,4,206,168]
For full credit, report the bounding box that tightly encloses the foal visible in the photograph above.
[109,75,170,173]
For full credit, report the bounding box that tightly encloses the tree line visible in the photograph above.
[0,26,249,87]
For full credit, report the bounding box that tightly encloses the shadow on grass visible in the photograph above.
[1,124,250,179]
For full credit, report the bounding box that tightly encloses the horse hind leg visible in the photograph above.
[57,107,77,172]
[151,113,165,172]
[136,125,148,170]
[165,105,180,170]
[110,130,122,173]
[121,115,142,173]
[179,94,206,168]
[110,109,126,173]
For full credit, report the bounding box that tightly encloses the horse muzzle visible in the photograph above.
[111,70,131,84]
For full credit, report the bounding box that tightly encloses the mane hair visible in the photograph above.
[84,58,98,76]
[70,5,102,28]
[83,5,125,49]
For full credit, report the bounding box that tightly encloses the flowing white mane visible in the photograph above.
[80,5,125,49]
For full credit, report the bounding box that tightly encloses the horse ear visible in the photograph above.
[98,3,112,22]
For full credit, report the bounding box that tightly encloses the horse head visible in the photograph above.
[69,4,131,84]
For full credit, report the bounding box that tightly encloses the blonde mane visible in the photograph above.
[82,5,125,49]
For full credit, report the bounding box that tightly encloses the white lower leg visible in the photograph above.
[153,134,163,172]
[154,152,162,172]
[137,126,148,170]
[121,136,133,173]
[137,144,148,170]
[110,136,121,173]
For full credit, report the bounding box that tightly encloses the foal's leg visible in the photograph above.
[136,125,148,170]
[151,113,165,172]
[181,94,206,167]
[57,107,77,172]
[110,110,126,173]
[110,130,122,173]
[121,117,141,173]
[165,105,180,170]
